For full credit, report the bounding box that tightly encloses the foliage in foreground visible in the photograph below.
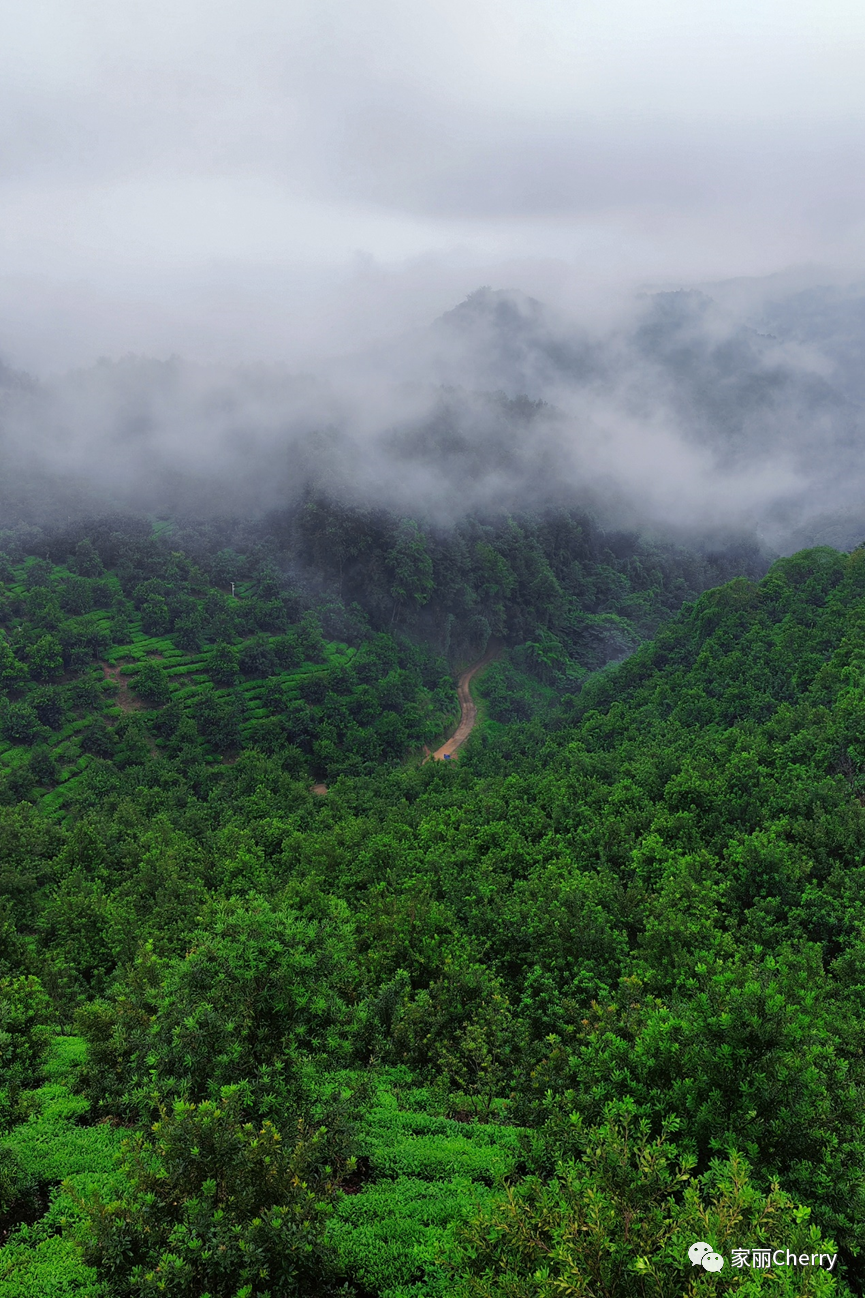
[78,1089,349,1298]
[452,1105,840,1297]
[3,524,865,1294]
[75,895,357,1126]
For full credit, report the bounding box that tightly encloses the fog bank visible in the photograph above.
[3,277,865,553]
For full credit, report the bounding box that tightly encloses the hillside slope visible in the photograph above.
[0,542,863,1292]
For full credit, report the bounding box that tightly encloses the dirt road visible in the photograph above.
[427,646,498,762]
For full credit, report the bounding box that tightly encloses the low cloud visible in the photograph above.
[1,278,863,554]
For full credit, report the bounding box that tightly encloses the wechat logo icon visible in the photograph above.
[689,1241,725,1272]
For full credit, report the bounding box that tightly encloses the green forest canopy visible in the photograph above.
[0,513,860,1294]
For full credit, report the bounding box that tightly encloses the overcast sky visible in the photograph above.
[3,0,865,370]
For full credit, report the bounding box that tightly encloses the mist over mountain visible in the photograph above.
[2,275,865,553]
[10,5,865,1294]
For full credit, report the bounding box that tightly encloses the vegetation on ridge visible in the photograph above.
[0,510,860,1293]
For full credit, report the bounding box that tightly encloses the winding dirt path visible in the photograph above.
[427,645,499,762]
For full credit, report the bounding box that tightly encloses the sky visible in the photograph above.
[2,0,865,370]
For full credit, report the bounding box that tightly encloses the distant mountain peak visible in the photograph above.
[435,286,547,333]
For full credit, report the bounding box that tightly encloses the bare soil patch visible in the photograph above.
[100,662,143,713]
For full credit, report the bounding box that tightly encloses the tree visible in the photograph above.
[517,951,865,1258]
[0,975,54,1124]
[59,617,110,670]
[374,710,407,759]
[67,675,100,710]
[25,587,62,629]
[249,597,288,633]
[298,673,328,705]
[80,1089,349,1298]
[261,677,289,712]
[452,1104,840,1298]
[38,873,128,999]
[284,700,315,752]
[193,687,243,753]
[435,985,516,1119]
[76,896,356,1124]
[173,616,202,653]
[211,547,243,588]
[109,610,133,646]
[296,613,327,664]
[272,633,301,670]
[31,685,64,729]
[23,558,52,590]
[208,642,240,687]
[0,639,28,692]
[1,701,41,745]
[28,634,64,682]
[70,538,105,577]
[80,718,115,758]
[140,596,170,636]
[254,562,282,602]
[238,634,276,678]
[387,520,434,623]
[133,661,170,707]
[60,575,94,615]
[29,746,58,786]
[391,958,510,1090]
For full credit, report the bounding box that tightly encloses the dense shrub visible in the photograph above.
[132,661,170,707]
[80,1089,349,1298]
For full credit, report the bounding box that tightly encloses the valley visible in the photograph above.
[0,506,860,1294]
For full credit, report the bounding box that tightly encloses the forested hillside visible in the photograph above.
[0,505,763,806]
[1,518,863,1294]
[8,0,865,1287]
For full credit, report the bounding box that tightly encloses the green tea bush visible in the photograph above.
[361,1097,522,1183]
[331,1176,494,1298]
